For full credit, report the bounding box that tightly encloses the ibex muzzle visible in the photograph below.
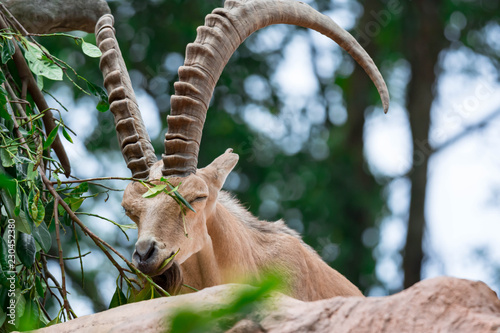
[96,0,390,300]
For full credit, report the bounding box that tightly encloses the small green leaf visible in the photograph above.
[32,221,51,252]
[25,41,43,59]
[142,184,167,198]
[53,173,61,188]
[0,173,16,196]
[0,86,8,120]
[45,315,61,327]
[96,100,110,112]
[14,184,21,216]
[62,127,73,143]
[0,239,9,287]
[16,232,36,268]
[15,291,26,319]
[0,239,8,272]
[43,124,60,150]
[28,188,38,222]
[35,276,46,298]
[71,182,88,195]
[117,223,137,230]
[0,68,6,84]
[109,286,127,309]
[86,81,97,95]
[156,249,179,274]
[27,56,63,81]
[36,75,44,90]
[16,211,32,234]
[58,197,85,216]
[32,198,45,227]
[87,81,109,112]
[43,200,54,226]
[28,188,45,227]
[0,148,15,168]
[30,201,38,222]
[26,163,37,182]
[130,283,154,303]
[1,38,15,64]
[81,41,102,58]
[172,189,196,213]
[25,43,63,81]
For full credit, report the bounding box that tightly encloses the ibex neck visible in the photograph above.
[205,199,264,282]
[202,192,364,300]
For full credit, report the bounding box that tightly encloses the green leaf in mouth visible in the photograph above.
[155,249,180,274]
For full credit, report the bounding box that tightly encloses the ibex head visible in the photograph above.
[122,151,238,276]
[96,0,389,293]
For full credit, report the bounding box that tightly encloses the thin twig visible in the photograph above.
[73,222,85,287]
[37,298,52,323]
[434,108,500,153]
[50,176,152,185]
[1,83,34,160]
[41,251,91,261]
[54,197,72,320]
[87,181,123,192]
[41,172,171,297]
[75,212,134,240]
[40,256,64,309]
[4,79,30,127]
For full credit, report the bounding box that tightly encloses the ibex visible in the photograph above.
[96,0,389,301]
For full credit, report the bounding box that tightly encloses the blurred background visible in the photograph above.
[40,0,500,315]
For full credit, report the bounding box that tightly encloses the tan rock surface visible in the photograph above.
[259,276,500,333]
[30,277,500,333]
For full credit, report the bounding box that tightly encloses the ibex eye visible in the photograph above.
[191,196,208,203]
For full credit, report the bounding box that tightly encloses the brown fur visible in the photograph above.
[123,150,363,301]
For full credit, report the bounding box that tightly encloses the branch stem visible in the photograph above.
[0,13,71,176]
[41,172,170,297]
[54,197,72,319]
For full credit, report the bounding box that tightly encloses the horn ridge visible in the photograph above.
[162,0,390,177]
[96,14,157,179]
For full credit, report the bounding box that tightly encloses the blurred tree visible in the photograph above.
[350,0,500,288]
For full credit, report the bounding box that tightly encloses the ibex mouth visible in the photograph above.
[152,261,184,295]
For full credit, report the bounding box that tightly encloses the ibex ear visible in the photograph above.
[202,148,239,190]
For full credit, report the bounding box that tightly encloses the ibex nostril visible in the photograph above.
[135,239,156,263]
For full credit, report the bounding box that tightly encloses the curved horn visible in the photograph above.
[162,0,390,177]
[95,14,156,179]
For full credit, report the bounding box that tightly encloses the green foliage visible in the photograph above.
[25,41,63,81]
[0,11,122,331]
[0,37,15,64]
[0,13,196,328]
[108,286,127,309]
[80,41,102,58]
[142,178,195,213]
[86,81,109,112]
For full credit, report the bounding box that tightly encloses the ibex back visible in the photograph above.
[96,0,389,301]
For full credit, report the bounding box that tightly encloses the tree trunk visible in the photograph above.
[402,0,445,288]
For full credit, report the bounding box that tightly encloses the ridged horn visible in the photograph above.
[95,14,157,179]
[162,0,390,177]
